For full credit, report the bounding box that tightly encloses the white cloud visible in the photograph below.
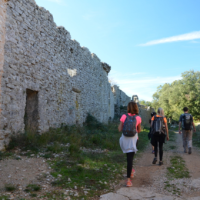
[109,71,182,101]
[140,31,200,46]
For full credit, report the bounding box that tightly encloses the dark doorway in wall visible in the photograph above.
[24,89,39,132]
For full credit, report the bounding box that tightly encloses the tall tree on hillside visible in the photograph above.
[181,71,200,120]
[152,70,200,121]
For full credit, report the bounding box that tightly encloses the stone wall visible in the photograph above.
[0,0,117,149]
[112,85,131,116]
[0,0,152,150]
[0,0,8,146]
[139,106,154,128]
[132,95,139,103]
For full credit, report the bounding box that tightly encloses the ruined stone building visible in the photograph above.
[112,85,131,115]
[112,85,131,107]
[132,95,139,103]
[0,0,130,149]
[132,94,154,127]
[0,0,156,151]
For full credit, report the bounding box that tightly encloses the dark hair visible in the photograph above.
[127,102,139,114]
[151,112,156,117]
[183,107,188,112]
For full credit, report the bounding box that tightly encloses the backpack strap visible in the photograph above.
[154,115,163,120]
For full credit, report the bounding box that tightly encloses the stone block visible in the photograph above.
[100,192,129,200]
[117,187,181,200]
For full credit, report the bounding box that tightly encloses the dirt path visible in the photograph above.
[100,131,200,200]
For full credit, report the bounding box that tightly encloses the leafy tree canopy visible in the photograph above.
[139,100,152,107]
[152,70,200,121]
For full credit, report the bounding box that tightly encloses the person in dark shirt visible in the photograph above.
[179,107,196,154]
[151,108,169,166]
[149,111,156,153]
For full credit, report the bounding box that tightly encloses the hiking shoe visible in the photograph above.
[152,157,157,164]
[184,149,187,153]
[131,169,135,178]
[126,180,132,187]
[188,147,192,154]
[159,161,163,166]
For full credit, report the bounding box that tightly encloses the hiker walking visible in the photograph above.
[151,108,169,166]
[118,102,141,187]
[179,107,196,154]
[148,111,156,154]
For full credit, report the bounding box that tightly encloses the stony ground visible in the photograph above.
[100,131,200,200]
[0,153,63,199]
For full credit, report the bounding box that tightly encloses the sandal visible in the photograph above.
[130,169,135,178]
[126,180,132,187]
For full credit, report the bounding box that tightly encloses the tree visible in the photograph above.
[151,70,200,121]
[139,100,152,107]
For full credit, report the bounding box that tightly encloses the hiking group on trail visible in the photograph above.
[118,102,195,187]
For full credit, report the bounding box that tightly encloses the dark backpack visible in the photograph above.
[152,116,164,135]
[183,113,192,130]
[122,114,137,137]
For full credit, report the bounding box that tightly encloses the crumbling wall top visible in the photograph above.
[101,62,111,74]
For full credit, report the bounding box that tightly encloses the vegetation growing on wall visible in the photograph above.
[152,70,200,121]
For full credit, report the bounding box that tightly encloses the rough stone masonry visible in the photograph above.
[0,0,132,150]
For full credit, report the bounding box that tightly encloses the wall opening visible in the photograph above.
[24,89,39,132]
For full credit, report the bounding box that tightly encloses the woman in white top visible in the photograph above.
[118,102,142,187]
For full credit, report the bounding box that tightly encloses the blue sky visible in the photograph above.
[35,0,200,101]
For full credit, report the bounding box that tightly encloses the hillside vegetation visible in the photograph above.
[152,70,200,121]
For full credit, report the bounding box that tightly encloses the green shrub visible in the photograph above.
[47,142,64,153]
[24,184,41,192]
[0,196,9,200]
[5,184,16,192]
[84,113,107,131]
[0,151,13,160]
[69,144,80,155]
